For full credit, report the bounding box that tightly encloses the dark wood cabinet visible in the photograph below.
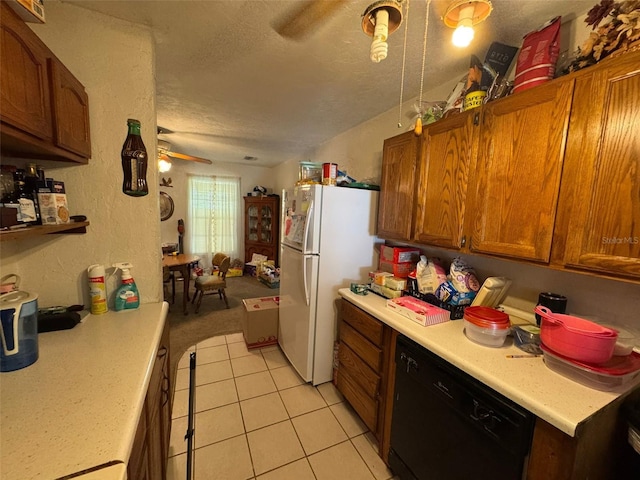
[377,49,640,283]
[337,299,395,460]
[552,49,640,280]
[0,0,52,141]
[0,2,91,163]
[244,196,280,266]
[128,319,172,480]
[470,78,574,263]
[48,57,91,158]
[377,131,420,241]
[413,110,476,250]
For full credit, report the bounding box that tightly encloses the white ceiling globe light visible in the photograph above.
[158,158,172,173]
[452,22,474,47]
[444,0,492,48]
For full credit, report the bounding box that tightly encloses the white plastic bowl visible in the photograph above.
[464,319,510,347]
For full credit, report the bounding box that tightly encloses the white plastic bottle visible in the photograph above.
[87,264,108,314]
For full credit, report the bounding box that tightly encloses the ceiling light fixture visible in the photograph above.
[443,0,492,48]
[158,155,172,173]
[362,0,403,63]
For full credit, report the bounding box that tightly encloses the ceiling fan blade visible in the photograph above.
[273,0,347,40]
[157,126,174,135]
[167,151,213,165]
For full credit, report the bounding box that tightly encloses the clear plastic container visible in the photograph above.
[464,319,510,347]
[298,162,322,183]
[541,344,640,391]
[513,324,542,354]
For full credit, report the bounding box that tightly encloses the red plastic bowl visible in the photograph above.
[536,306,618,364]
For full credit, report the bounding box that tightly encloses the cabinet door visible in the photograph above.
[470,79,574,262]
[555,51,640,278]
[413,110,477,249]
[0,2,52,141]
[377,131,420,240]
[49,58,91,158]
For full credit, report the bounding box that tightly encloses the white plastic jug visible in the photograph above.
[87,264,108,315]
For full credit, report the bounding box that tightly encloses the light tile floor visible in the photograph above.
[167,333,397,480]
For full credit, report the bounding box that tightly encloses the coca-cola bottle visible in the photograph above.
[121,119,148,197]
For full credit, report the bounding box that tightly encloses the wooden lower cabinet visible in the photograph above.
[337,299,395,459]
[128,320,172,480]
[339,299,637,477]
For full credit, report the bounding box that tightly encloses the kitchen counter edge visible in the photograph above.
[0,301,169,480]
[338,288,638,437]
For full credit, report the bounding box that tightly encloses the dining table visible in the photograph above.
[162,253,200,315]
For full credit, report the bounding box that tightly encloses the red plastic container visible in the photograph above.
[536,306,618,364]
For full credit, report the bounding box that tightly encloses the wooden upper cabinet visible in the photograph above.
[0,1,52,141]
[377,131,420,240]
[49,58,91,158]
[0,2,90,163]
[413,110,477,249]
[470,78,575,262]
[553,51,640,279]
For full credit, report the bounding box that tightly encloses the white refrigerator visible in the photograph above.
[279,184,379,385]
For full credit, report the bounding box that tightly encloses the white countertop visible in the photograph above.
[0,302,169,480]
[339,289,638,437]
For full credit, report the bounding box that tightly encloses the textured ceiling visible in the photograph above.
[64,0,593,167]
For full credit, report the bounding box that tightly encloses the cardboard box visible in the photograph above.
[242,296,279,349]
[380,245,420,264]
[386,296,450,327]
[37,193,70,225]
[379,259,414,278]
[227,267,243,277]
[6,0,45,23]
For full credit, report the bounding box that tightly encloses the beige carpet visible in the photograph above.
[167,274,279,383]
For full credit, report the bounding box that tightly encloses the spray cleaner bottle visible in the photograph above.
[113,263,140,311]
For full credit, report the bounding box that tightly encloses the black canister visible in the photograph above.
[535,292,567,326]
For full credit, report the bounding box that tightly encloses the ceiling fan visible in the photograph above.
[272,0,349,40]
[157,126,213,165]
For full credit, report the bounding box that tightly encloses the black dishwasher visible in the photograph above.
[389,335,534,480]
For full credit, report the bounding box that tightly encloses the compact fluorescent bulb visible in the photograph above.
[370,9,390,63]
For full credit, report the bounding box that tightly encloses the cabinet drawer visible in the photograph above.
[341,300,384,347]
[339,342,380,398]
[340,322,382,372]
[337,367,378,433]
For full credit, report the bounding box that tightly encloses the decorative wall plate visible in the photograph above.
[160,191,174,221]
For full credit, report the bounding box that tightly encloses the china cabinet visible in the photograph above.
[244,196,280,265]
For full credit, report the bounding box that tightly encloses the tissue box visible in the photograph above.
[242,297,279,349]
[37,193,70,225]
[387,296,450,327]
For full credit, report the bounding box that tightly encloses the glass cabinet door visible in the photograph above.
[261,205,272,243]
[248,205,258,241]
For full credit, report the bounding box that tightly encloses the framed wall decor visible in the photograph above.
[160,191,174,221]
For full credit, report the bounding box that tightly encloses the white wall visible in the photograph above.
[0,1,159,308]
[275,13,640,332]
[159,160,276,263]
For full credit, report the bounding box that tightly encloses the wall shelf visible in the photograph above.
[0,222,89,242]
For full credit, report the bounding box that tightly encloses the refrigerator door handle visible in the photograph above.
[303,255,310,306]
[303,199,314,253]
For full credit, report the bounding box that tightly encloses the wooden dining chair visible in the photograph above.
[192,253,231,313]
[162,265,175,304]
